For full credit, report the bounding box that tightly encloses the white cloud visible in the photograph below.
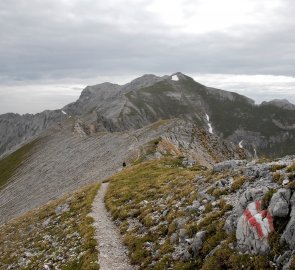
[0,74,139,114]
[191,73,295,104]
[0,84,82,115]
[147,0,283,34]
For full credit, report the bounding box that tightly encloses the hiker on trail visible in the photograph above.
[122,162,126,167]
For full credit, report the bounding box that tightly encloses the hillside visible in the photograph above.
[0,117,245,225]
[105,156,295,269]
[2,152,295,269]
[0,183,100,270]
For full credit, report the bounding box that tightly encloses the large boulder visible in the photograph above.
[225,188,268,233]
[269,189,291,218]
[243,164,271,179]
[236,201,274,254]
[213,160,247,173]
[281,192,295,249]
[191,231,206,255]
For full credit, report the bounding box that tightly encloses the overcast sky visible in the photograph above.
[0,0,294,114]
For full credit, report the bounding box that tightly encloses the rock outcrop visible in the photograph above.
[281,192,295,249]
[0,110,68,157]
[261,99,295,110]
[269,189,291,217]
[236,201,274,254]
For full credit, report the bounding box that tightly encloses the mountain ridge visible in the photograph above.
[0,72,294,158]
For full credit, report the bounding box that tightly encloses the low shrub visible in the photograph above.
[270,164,287,172]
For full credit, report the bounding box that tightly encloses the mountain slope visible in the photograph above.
[1,72,294,158]
[0,110,68,157]
[105,155,295,269]
[83,73,294,158]
[0,183,100,270]
[0,116,245,225]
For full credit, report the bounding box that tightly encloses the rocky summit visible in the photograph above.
[1,73,295,270]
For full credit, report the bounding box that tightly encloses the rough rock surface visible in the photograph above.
[261,99,295,110]
[281,192,295,249]
[0,110,68,156]
[191,231,206,255]
[269,188,291,217]
[236,201,273,254]
[213,160,247,173]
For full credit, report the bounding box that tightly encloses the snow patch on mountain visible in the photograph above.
[254,147,257,158]
[239,140,244,149]
[205,113,213,134]
[171,75,179,81]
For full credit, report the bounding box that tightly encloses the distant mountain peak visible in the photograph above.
[261,99,295,110]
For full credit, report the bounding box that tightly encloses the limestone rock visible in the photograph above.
[236,201,274,254]
[55,203,70,215]
[276,250,292,269]
[269,189,291,217]
[213,160,246,173]
[191,231,206,255]
[225,188,269,233]
[179,229,187,242]
[0,111,67,157]
[281,215,295,249]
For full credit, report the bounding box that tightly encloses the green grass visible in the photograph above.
[0,183,100,270]
[201,245,273,270]
[0,140,37,190]
[261,189,277,210]
[272,172,284,185]
[231,176,247,191]
[287,162,295,172]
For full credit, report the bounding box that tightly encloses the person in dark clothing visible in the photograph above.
[122,162,126,167]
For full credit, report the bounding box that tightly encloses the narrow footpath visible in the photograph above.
[90,183,135,270]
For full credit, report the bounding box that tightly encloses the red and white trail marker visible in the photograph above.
[243,201,274,239]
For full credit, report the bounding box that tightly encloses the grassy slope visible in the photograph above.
[105,157,272,270]
[0,140,37,190]
[0,183,100,270]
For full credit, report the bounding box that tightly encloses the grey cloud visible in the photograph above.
[0,0,295,83]
[0,0,295,114]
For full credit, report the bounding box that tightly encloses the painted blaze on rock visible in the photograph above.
[236,201,274,254]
